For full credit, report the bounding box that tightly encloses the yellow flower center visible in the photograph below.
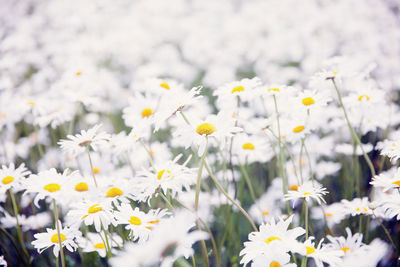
[325,213,333,217]
[392,180,400,186]
[242,143,255,150]
[303,192,311,196]
[43,183,61,192]
[358,95,370,101]
[88,204,102,214]
[264,236,281,244]
[2,176,15,185]
[341,247,350,253]
[76,72,82,76]
[289,185,299,191]
[157,169,171,180]
[141,108,153,118]
[129,216,142,225]
[106,187,123,198]
[160,82,170,90]
[268,88,280,92]
[262,210,269,215]
[292,125,305,133]
[28,101,36,106]
[1,113,6,118]
[302,97,315,106]
[93,167,100,174]
[51,233,66,243]
[356,207,368,212]
[94,243,106,249]
[75,182,89,192]
[270,262,281,267]
[306,246,315,254]
[231,85,245,94]
[196,123,217,136]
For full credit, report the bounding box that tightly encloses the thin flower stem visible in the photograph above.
[139,138,156,172]
[102,224,112,258]
[372,212,399,254]
[9,188,30,262]
[239,163,257,202]
[86,146,98,187]
[301,200,309,267]
[34,126,45,158]
[273,95,292,214]
[195,137,208,211]
[331,79,376,195]
[52,199,65,267]
[204,160,257,231]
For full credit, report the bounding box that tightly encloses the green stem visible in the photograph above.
[204,161,257,231]
[102,225,112,258]
[86,146,98,187]
[239,163,257,202]
[195,138,208,211]
[52,199,65,267]
[9,188,30,262]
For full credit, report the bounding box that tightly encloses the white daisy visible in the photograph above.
[58,124,110,157]
[284,181,328,207]
[0,163,30,192]
[301,237,344,267]
[370,167,400,192]
[31,220,81,257]
[81,232,122,257]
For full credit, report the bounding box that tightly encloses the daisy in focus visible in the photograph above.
[0,163,30,192]
[284,181,328,207]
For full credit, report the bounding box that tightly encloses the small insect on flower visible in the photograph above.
[0,162,30,192]
[284,181,328,207]
[58,124,110,157]
[32,220,82,257]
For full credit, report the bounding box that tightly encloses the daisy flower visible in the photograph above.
[114,203,169,243]
[0,163,30,192]
[58,124,110,157]
[297,89,331,110]
[110,210,208,267]
[284,181,328,207]
[66,200,116,232]
[134,154,197,201]
[301,237,344,267]
[122,93,158,132]
[341,197,372,216]
[81,232,122,257]
[249,193,282,224]
[370,167,400,192]
[31,220,82,257]
[24,168,69,207]
[378,139,400,162]
[326,228,367,257]
[378,192,400,220]
[239,215,305,266]
[311,203,346,228]
[173,111,242,156]
[214,77,261,107]
[251,251,296,267]
[232,133,273,164]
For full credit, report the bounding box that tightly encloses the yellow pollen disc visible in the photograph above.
[333,71,338,75]
[341,247,350,253]
[94,243,106,249]
[150,150,156,155]
[196,123,217,136]
[51,233,66,243]
[75,182,88,192]
[1,113,7,118]
[325,213,333,217]
[2,176,15,185]
[293,125,305,133]
[146,226,152,229]
[363,208,368,212]
[356,207,360,211]
[106,187,123,198]
[93,167,100,174]
[148,219,159,224]
[28,101,36,106]
[264,236,281,244]
[262,210,269,215]
[88,204,102,214]
[306,246,315,254]
[358,95,370,101]
[392,180,400,186]
[302,97,315,106]
[270,262,282,267]
[141,108,153,118]
[160,82,170,90]
[129,216,142,225]
[392,143,396,147]
[44,183,61,192]
[231,85,245,94]
[157,170,171,180]
[268,88,280,92]
[242,143,255,150]
[304,192,311,196]
[289,185,299,191]
[76,72,82,75]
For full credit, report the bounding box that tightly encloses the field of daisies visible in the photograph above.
[1,0,400,266]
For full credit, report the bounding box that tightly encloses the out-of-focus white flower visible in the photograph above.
[284,181,328,207]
